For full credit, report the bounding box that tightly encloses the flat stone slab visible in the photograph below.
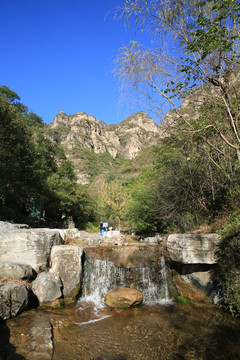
[167,234,220,264]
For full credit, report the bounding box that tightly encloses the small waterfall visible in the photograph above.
[81,253,171,307]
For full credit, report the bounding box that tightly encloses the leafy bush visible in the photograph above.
[216,211,240,316]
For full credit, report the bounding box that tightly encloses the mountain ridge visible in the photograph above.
[46,110,164,184]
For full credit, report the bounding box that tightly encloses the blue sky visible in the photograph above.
[0,0,154,125]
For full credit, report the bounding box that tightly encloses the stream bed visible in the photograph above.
[2,301,240,360]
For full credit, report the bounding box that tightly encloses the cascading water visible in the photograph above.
[81,252,171,307]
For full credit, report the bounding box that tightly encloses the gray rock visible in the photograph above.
[31,272,62,303]
[28,316,53,360]
[49,245,83,297]
[180,272,219,303]
[0,282,29,320]
[0,221,29,229]
[141,234,165,244]
[167,233,220,264]
[0,262,36,280]
[0,228,64,272]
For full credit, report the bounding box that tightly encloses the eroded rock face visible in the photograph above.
[104,286,143,308]
[167,234,220,264]
[49,245,83,299]
[0,282,29,320]
[47,110,162,183]
[31,272,62,303]
[0,228,64,272]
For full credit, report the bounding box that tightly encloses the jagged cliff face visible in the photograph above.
[49,110,161,159]
[47,111,163,183]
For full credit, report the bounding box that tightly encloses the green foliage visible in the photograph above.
[216,211,240,316]
[0,85,20,103]
[0,85,96,227]
[126,167,160,233]
[175,296,195,305]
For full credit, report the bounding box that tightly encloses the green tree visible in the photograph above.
[0,85,96,225]
[93,179,130,230]
[126,167,160,233]
[115,0,240,162]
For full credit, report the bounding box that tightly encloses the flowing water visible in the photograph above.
[82,254,170,306]
[2,254,240,359]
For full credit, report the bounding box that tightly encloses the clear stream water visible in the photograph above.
[2,257,240,359]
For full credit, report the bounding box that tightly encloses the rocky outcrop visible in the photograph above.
[0,228,64,273]
[0,282,29,320]
[47,111,162,183]
[49,245,83,300]
[31,272,62,304]
[104,286,143,308]
[167,233,220,264]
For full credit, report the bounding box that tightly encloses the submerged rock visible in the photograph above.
[28,316,53,360]
[104,286,143,308]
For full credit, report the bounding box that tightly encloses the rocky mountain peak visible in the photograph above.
[46,110,163,184]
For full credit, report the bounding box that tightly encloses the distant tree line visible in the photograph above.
[0,85,95,227]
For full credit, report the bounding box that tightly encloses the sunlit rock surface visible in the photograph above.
[49,245,83,299]
[104,286,143,308]
[167,234,220,264]
[32,272,62,303]
[0,228,64,272]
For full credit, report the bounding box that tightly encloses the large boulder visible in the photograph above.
[31,272,62,304]
[0,282,29,320]
[167,234,220,264]
[0,262,36,280]
[104,286,143,308]
[49,245,83,299]
[0,228,64,272]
